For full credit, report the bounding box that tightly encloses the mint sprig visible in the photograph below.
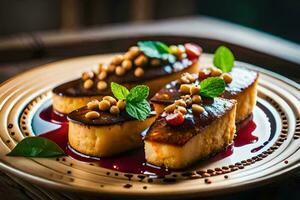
[213,46,235,72]
[127,85,149,102]
[138,41,176,63]
[200,77,225,98]
[7,137,66,157]
[125,100,151,121]
[111,82,151,120]
[111,82,129,100]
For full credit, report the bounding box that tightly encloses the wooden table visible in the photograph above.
[0,16,299,199]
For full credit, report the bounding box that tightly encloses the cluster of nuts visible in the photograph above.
[81,46,163,91]
[164,93,205,118]
[198,66,233,84]
[178,72,197,84]
[84,96,126,119]
[178,73,201,97]
[163,72,206,117]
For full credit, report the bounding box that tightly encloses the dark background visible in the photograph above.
[0,0,299,43]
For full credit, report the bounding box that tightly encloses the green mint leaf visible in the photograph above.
[125,100,151,120]
[111,82,151,121]
[154,41,171,53]
[213,46,235,72]
[111,82,129,100]
[138,41,175,61]
[7,137,65,157]
[200,77,225,98]
[126,85,149,102]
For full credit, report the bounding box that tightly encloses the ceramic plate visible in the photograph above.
[0,54,299,198]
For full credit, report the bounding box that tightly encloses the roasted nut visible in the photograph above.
[122,60,132,70]
[87,100,99,110]
[180,76,191,84]
[103,96,117,105]
[85,111,100,119]
[178,45,186,54]
[150,59,161,67]
[155,93,169,100]
[211,68,223,77]
[83,79,94,89]
[82,71,94,81]
[101,64,109,71]
[179,53,187,59]
[115,66,126,76]
[123,52,133,60]
[97,63,105,74]
[112,55,124,65]
[164,104,176,113]
[192,104,205,114]
[99,100,111,111]
[181,94,191,101]
[97,81,107,90]
[117,100,126,110]
[98,71,107,80]
[110,105,120,115]
[134,67,144,77]
[174,99,187,107]
[134,55,148,66]
[185,73,196,82]
[176,106,187,114]
[169,45,179,55]
[179,84,192,94]
[82,72,89,80]
[129,46,140,58]
[107,64,116,73]
[208,66,217,71]
[190,85,201,95]
[186,98,193,106]
[181,95,192,106]
[174,45,185,59]
[192,95,202,104]
[222,73,233,84]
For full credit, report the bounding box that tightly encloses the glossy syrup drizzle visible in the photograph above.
[37,104,271,175]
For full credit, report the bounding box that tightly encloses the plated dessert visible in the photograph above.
[9,44,259,171]
[52,41,202,114]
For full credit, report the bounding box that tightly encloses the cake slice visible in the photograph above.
[68,106,156,157]
[222,67,258,123]
[53,42,202,114]
[144,97,237,169]
[68,83,156,157]
[151,67,258,123]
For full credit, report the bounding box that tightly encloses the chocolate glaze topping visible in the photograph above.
[68,107,156,126]
[53,59,193,97]
[144,97,236,146]
[151,67,258,104]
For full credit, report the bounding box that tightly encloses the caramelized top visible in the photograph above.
[151,67,258,104]
[68,106,155,126]
[144,98,236,146]
[53,59,193,97]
